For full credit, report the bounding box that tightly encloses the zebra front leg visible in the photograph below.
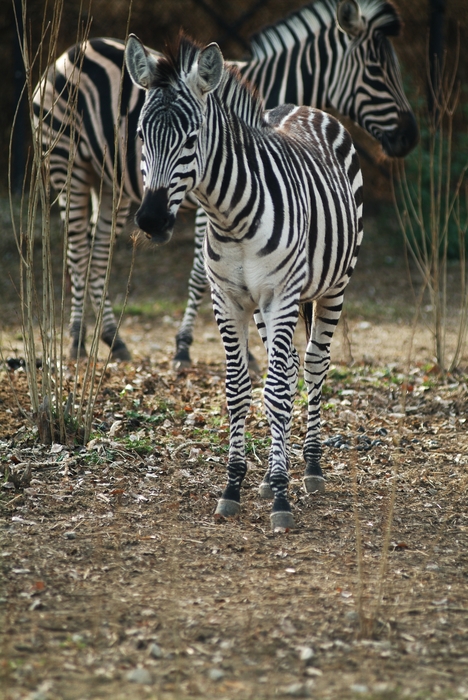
[88,190,132,361]
[212,294,251,518]
[174,208,209,368]
[303,292,344,494]
[174,206,261,373]
[261,305,300,529]
[254,310,300,500]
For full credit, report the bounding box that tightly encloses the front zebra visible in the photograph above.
[125,35,363,529]
[33,0,416,363]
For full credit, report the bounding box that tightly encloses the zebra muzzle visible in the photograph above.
[135,188,175,244]
[381,111,419,158]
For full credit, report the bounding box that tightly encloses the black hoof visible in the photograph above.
[270,510,295,530]
[173,347,192,371]
[111,344,132,361]
[215,499,241,518]
[303,475,325,494]
[258,481,274,499]
[69,341,87,360]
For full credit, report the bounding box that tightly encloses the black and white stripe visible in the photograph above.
[126,34,364,529]
[33,1,417,362]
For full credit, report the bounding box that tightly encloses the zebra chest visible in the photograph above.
[205,235,298,310]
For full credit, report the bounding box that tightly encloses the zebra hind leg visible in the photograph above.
[69,321,87,359]
[253,310,272,497]
[302,293,344,494]
[174,208,209,369]
[101,326,132,361]
[90,191,132,362]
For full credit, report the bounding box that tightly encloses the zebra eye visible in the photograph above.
[184,134,197,150]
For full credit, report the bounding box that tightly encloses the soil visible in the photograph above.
[1,208,468,700]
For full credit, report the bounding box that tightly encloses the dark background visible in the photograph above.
[1,0,467,201]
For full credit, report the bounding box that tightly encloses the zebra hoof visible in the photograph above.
[173,347,192,371]
[303,475,325,494]
[111,345,132,362]
[270,511,295,531]
[215,498,240,518]
[69,343,87,360]
[173,358,191,371]
[258,481,274,499]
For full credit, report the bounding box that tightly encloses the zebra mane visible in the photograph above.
[249,0,401,58]
[155,34,265,129]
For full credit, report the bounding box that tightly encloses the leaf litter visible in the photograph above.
[1,331,468,700]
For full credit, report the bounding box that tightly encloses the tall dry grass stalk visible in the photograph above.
[353,289,427,639]
[9,0,134,445]
[393,43,468,373]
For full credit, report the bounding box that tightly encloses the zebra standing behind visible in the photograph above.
[125,34,364,529]
[33,0,417,364]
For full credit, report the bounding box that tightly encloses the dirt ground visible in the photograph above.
[1,209,468,700]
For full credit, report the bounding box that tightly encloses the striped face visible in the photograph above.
[242,0,418,159]
[134,85,205,243]
[329,3,418,157]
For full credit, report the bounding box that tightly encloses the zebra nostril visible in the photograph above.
[135,188,175,242]
[382,111,419,158]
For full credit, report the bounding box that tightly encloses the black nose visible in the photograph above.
[135,188,175,244]
[382,111,419,158]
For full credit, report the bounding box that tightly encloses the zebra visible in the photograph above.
[33,0,417,363]
[125,33,364,529]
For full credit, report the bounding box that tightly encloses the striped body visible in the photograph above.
[32,0,416,361]
[126,35,363,528]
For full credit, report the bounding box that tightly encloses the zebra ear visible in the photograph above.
[125,34,159,90]
[336,0,366,37]
[189,43,224,98]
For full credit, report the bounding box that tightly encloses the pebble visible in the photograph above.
[351,684,369,694]
[125,668,153,684]
[298,646,315,661]
[345,610,360,624]
[208,668,224,682]
[149,642,163,659]
[64,531,76,540]
[283,682,313,697]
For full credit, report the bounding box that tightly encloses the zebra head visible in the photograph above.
[331,0,418,157]
[125,35,223,243]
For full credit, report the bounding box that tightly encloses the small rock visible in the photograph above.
[345,610,360,624]
[64,531,76,540]
[283,682,312,697]
[149,642,163,659]
[208,668,224,682]
[351,684,369,694]
[125,668,152,684]
[298,645,315,661]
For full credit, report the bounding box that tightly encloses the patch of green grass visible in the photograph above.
[113,299,185,318]
[82,450,106,466]
[245,431,271,455]
[121,436,153,455]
